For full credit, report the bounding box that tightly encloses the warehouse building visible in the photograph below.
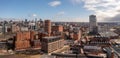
[41,36,64,53]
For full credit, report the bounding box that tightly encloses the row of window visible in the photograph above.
[41,37,62,43]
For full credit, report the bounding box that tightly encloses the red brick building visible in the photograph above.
[73,31,81,40]
[52,25,63,32]
[44,20,51,36]
[15,31,41,50]
[15,40,30,50]
[30,30,36,40]
[16,31,31,41]
[12,25,20,33]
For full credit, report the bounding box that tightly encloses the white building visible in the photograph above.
[0,26,3,34]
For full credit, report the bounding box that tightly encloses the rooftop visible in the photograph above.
[43,36,61,39]
[99,31,118,37]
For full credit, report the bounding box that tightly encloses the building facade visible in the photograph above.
[44,20,51,36]
[89,15,98,33]
[41,36,64,53]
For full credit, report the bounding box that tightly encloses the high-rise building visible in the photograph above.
[89,15,98,33]
[2,21,7,34]
[44,20,51,36]
[35,18,38,30]
[25,19,28,23]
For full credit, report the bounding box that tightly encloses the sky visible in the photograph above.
[0,0,120,22]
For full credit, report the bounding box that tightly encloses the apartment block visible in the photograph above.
[41,36,64,53]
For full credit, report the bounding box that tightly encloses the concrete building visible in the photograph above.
[29,22,36,30]
[41,36,64,53]
[89,15,98,34]
[98,25,110,32]
[12,25,20,33]
[0,26,3,34]
[20,27,28,31]
[88,35,110,46]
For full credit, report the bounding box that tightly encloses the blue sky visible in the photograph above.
[1,0,119,22]
[0,0,94,22]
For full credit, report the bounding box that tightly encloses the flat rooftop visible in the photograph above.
[43,36,61,39]
[99,31,118,37]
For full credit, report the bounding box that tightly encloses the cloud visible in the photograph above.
[105,14,120,22]
[70,0,81,4]
[32,14,37,17]
[82,0,120,21]
[48,1,61,7]
[70,0,120,22]
[28,14,37,17]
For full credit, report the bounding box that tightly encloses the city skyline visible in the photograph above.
[0,14,119,58]
[0,0,120,22]
[0,0,120,58]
